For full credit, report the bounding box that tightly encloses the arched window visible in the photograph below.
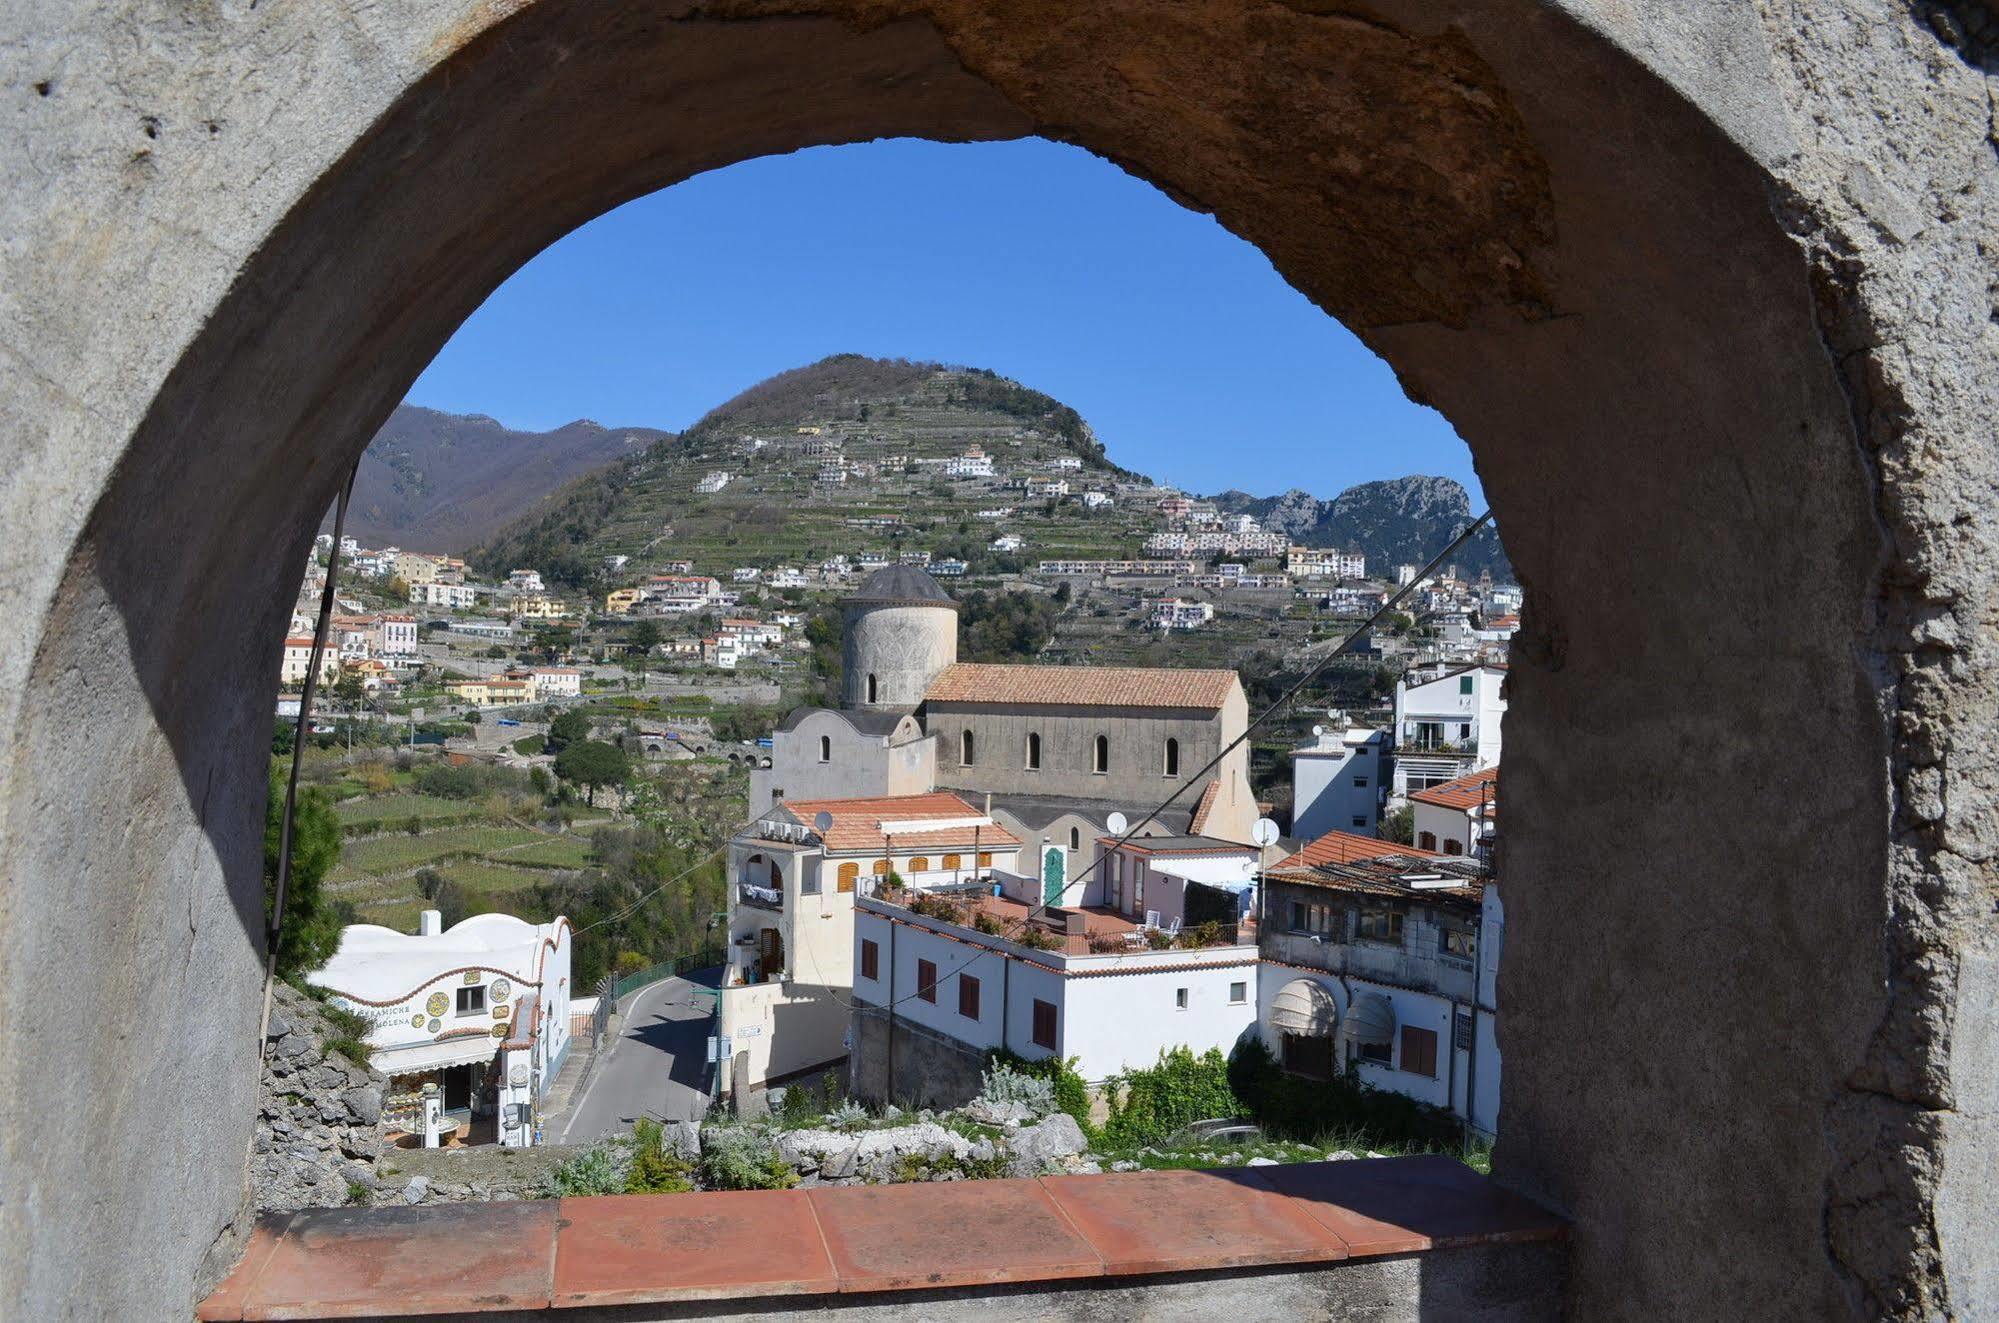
[942,853,961,871]
[1418,831,1437,852]
[1093,734,1109,774]
[818,734,831,763]
[873,858,891,876]
[1069,827,1080,851]
[866,673,878,704]
[1164,738,1180,777]
[961,729,976,765]
[977,852,992,867]
[909,856,930,873]
[1026,731,1041,770]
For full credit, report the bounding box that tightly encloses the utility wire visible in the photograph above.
[259,462,360,1057]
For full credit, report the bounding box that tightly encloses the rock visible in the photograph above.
[1247,1157,1278,1167]
[1328,1150,1357,1161]
[1005,1113,1086,1177]
[962,1099,1032,1127]
[343,1085,382,1126]
[274,1033,312,1059]
[1111,1159,1140,1172]
[403,1176,431,1205]
[663,1119,702,1161]
[340,1163,378,1190]
[265,1011,292,1040]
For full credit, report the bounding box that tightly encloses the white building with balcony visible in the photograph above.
[849,867,1259,1106]
[718,792,1022,1098]
[1391,662,1505,799]
[1255,833,1500,1138]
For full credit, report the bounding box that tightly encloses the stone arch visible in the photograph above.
[2,4,1990,1320]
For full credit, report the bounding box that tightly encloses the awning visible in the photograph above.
[1267,979,1340,1037]
[1146,855,1259,891]
[1342,993,1397,1047]
[372,1035,501,1077]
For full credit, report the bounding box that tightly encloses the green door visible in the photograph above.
[1042,846,1065,905]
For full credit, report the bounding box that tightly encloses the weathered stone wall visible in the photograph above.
[848,998,990,1111]
[252,984,389,1213]
[0,3,1991,1320]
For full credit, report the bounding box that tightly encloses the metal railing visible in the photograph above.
[611,946,725,1001]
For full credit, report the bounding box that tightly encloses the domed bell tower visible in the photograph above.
[840,566,959,710]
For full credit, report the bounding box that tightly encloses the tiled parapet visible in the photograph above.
[199,1156,1564,1321]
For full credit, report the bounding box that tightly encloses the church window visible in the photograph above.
[961,729,975,765]
[867,673,878,704]
[1026,731,1041,770]
[818,734,831,762]
[1163,738,1180,777]
[1069,827,1080,851]
[1093,735,1109,774]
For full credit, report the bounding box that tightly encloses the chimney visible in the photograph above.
[984,792,991,816]
[419,909,442,937]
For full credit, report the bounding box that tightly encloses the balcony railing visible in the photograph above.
[736,881,783,911]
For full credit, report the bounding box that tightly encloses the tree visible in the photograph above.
[546,709,591,753]
[1383,804,1415,846]
[263,768,345,979]
[332,669,365,708]
[555,739,631,805]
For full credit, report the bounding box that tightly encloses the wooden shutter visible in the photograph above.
[1032,999,1057,1048]
[917,960,937,1003]
[1400,1025,1438,1078]
[837,862,859,892]
[958,974,980,1020]
[859,939,878,981]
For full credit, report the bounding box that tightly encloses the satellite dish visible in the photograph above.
[1106,811,1129,835]
[813,811,833,833]
[1251,818,1281,847]
[1311,724,1325,738]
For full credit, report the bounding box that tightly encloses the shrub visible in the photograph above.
[699,1126,797,1191]
[1086,931,1126,954]
[541,1143,625,1197]
[987,1050,1092,1136]
[1016,926,1059,951]
[626,1118,694,1194]
[1227,1037,1462,1150]
[976,1061,1056,1118]
[973,911,1006,937]
[1099,1047,1240,1149]
[828,1100,871,1131]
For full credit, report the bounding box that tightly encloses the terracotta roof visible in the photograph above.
[1275,830,1439,870]
[1408,767,1499,812]
[1187,778,1223,834]
[923,663,1237,710]
[768,791,1021,853]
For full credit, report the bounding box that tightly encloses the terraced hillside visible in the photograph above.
[470,355,1153,587]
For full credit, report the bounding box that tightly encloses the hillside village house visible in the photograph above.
[378,613,418,657]
[849,869,1260,1108]
[1287,546,1368,580]
[519,666,582,700]
[506,569,544,593]
[604,587,644,615]
[1391,661,1506,799]
[1148,597,1214,631]
[1256,831,1500,1138]
[1096,833,1262,935]
[511,593,570,621]
[446,676,534,707]
[409,580,477,610]
[1410,766,1498,857]
[1292,726,1392,840]
[718,791,1021,1097]
[310,911,575,1149]
[277,635,340,688]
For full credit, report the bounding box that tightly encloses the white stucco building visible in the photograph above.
[718,792,1022,1097]
[1409,766,1497,858]
[310,911,574,1148]
[1291,726,1391,839]
[1391,661,1506,799]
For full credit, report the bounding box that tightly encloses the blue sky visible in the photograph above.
[408,137,1480,502]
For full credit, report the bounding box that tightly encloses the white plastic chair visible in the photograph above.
[1144,909,1161,930]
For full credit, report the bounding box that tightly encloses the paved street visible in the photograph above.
[554,971,719,1144]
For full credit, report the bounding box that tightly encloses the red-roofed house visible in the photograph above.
[1409,767,1498,857]
[719,792,1024,1097]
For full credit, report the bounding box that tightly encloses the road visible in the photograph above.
[555,972,719,1144]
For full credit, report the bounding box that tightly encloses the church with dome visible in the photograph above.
[750,565,1260,870]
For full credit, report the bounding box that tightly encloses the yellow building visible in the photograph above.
[446,677,536,706]
[513,594,571,621]
[394,552,442,585]
[605,588,644,615]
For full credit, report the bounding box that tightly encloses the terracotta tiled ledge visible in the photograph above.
[199,1156,1564,1321]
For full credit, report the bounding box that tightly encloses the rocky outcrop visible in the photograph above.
[252,984,387,1212]
[1211,477,1511,579]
